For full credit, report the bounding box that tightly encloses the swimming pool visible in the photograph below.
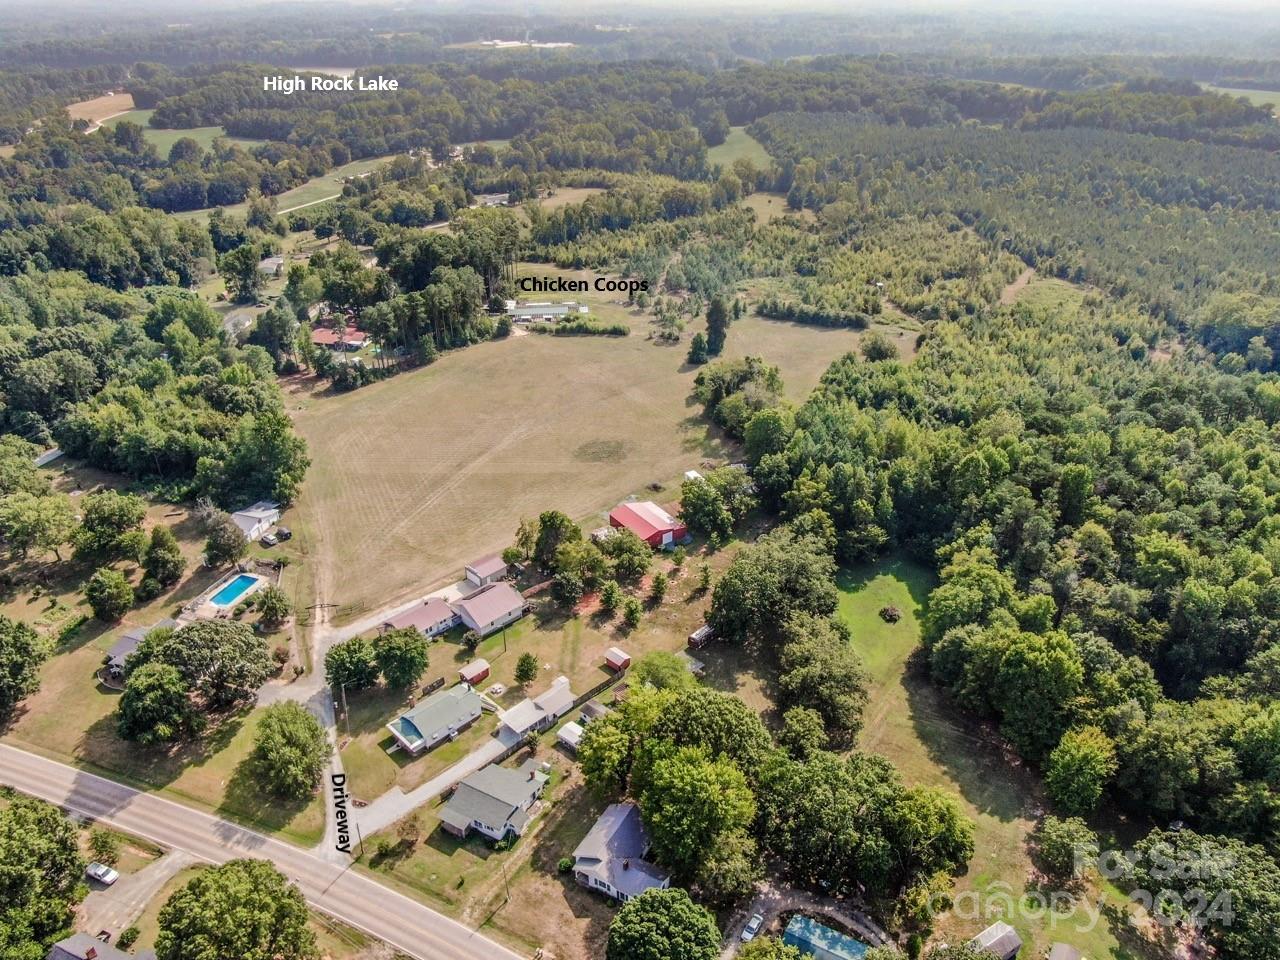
[210,574,261,607]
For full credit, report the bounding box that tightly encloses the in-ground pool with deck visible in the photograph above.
[210,573,263,607]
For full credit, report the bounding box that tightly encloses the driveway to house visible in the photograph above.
[719,880,896,958]
[353,725,520,837]
[79,849,194,936]
[0,744,524,960]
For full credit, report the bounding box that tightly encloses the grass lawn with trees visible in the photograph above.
[337,538,745,802]
[354,748,614,960]
[838,556,1155,959]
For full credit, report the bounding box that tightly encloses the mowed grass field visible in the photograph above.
[103,109,265,154]
[707,126,772,167]
[1203,83,1280,110]
[289,263,868,620]
[839,558,1156,959]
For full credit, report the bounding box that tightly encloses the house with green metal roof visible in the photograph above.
[782,915,869,960]
[386,683,483,755]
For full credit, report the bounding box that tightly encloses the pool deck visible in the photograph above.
[187,569,271,620]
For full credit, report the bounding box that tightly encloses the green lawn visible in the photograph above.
[1202,84,1280,110]
[707,126,772,167]
[837,556,1156,959]
[103,109,265,154]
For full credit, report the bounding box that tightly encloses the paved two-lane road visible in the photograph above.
[0,744,524,960]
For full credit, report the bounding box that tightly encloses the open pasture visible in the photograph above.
[289,264,868,620]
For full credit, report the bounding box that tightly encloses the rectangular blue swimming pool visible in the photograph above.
[211,574,259,607]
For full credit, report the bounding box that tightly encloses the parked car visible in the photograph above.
[275,527,293,541]
[86,862,119,885]
[741,914,764,942]
[260,533,278,547]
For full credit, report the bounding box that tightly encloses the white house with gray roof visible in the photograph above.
[500,675,575,737]
[572,802,670,901]
[438,759,549,841]
[386,684,483,755]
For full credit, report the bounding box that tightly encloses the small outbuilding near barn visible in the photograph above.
[1047,945,1082,960]
[459,658,491,686]
[608,501,688,548]
[604,646,631,671]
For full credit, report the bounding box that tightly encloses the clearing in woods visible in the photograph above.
[174,154,396,221]
[706,125,772,167]
[103,109,265,154]
[289,264,886,620]
[998,266,1037,305]
[1201,83,1280,111]
[66,92,135,127]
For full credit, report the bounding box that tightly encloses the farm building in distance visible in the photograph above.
[386,684,483,755]
[437,759,549,840]
[505,301,590,322]
[609,500,688,548]
[382,597,459,637]
[453,582,526,636]
[256,255,285,276]
[572,803,670,902]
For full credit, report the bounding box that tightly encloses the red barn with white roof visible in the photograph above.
[608,501,687,548]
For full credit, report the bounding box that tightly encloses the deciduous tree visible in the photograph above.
[155,859,317,960]
[605,887,720,960]
[374,627,428,688]
[251,702,329,799]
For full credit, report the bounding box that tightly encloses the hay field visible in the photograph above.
[66,92,134,125]
[290,267,866,619]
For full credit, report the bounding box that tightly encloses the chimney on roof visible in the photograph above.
[528,770,535,780]
[623,859,630,870]
[86,949,97,960]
